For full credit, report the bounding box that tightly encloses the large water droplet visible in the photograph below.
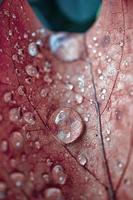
[49,33,83,62]
[23,112,35,125]
[44,187,64,200]
[10,172,25,187]
[0,181,7,199]
[49,108,83,144]
[25,64,39,78]
[52,165,67,185]
[9,131,24,150]
[9,107,21,122]
[28,42,38,57]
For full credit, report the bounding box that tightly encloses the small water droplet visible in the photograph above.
[52,165,67,185]
[28,42,38,57]
[23,112,35,125]
[46,158,53,167]
[0,181,7,199]
[10,172,25,187]
[75,94,83,104]
[23,33,28,39]
[66,83,73,90]
[49,108,83,144]
[0,140,8,152]
[44,187,64,200]
[119,41,124,47]
[17,85,26,96]
[25,64,39,78]
[42,174,50,184]
[10,131,24,150]
[77,154,87,166]
[40,88,48,98]
[106,137,111,142]
[3,91,13,103]
[43,61,52,72]
[35,141,41,150]
[9,107,21,122]
[117,161,123,169]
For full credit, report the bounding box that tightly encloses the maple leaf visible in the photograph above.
[0,0,133,200]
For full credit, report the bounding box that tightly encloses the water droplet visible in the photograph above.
[25,64,39,78]
[10,131,24,150]
[0,140,8,152]
[75,94,83,104]
[0,181,7,199]
[49,108,83,144]
[10,172,25,187]
[36,39,43,47]
[17,85,26,96]
[44,187,64,200]
[93,36,97,41]
[119,41,124,47]
[40,88,48,98]
[117,161,123,169]
[43,61,52,72]
[35,141,41,150]
[77,154,87,166]
[42,174,50,184]
[23,112,35,125]
[46,158,53,167]
[23,33,28,39]
[106,137,111,142]
[9,107,21,122]
[28,42,38,57]
[49,33,82,62]
[52,165,67,185]
[66,83,73,90]
[3,91,13,103]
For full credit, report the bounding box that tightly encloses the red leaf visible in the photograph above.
[0,0,133,200]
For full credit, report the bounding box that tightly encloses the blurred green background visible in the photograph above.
[29,0,102,32]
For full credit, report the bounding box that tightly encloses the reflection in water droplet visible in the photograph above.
[9,107,21,122]
[10,172,25,187]
[52,165,67,185]
[25,64,39,78]
[55,111,67,125]
[44,187,64,200]
[28,42,38,57]
[77,154,87,166]
[23,112,35,125]
[0,181,7,200]
[49,108,83,144]
[10,131,24,150]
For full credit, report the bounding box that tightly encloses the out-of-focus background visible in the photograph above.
[28,0,102,32]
